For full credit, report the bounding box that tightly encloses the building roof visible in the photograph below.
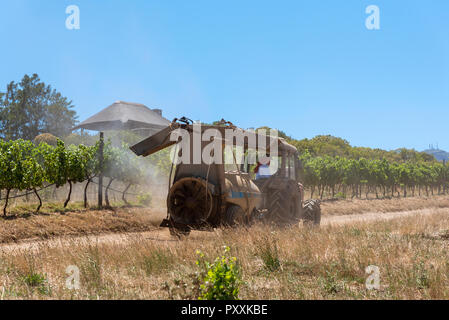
[72,101,171,132]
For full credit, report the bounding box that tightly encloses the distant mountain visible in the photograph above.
[423,148,449,162]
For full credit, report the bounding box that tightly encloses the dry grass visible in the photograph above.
[0,203,165,244]
[1,209,449,300]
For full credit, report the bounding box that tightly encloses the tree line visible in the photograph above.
[0,74,77,141]
[284,134,436,163]
[300,152,449,199]
[0,139,149,216]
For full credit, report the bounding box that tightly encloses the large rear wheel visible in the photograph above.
[167,177,216,226]
[266,189,300,226]
[302,199,321,226]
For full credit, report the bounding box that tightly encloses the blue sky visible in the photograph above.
[0,0,448,151]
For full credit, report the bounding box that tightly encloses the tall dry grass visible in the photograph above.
[1,210,448,300]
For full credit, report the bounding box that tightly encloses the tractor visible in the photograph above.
[130,118,321,236]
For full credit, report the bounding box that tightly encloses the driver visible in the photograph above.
[254,157,271,180]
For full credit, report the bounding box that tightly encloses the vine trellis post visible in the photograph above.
[98,132,104,208]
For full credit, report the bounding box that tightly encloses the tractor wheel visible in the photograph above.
[266,189,300,226]
[303,199,321,226]
[167,177,215,226]
[225,205,246,227]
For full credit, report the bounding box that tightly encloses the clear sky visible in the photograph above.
[0,0,448,151]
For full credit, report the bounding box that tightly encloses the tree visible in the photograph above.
[0,74,77,140]
[0,139,43,215]
[80,143,100,208]
[23,147,46,213]
[103,144,128,207]
[0,140,22,215]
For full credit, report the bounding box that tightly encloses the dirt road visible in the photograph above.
[323,207,449,225]
[1,207,448,254]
